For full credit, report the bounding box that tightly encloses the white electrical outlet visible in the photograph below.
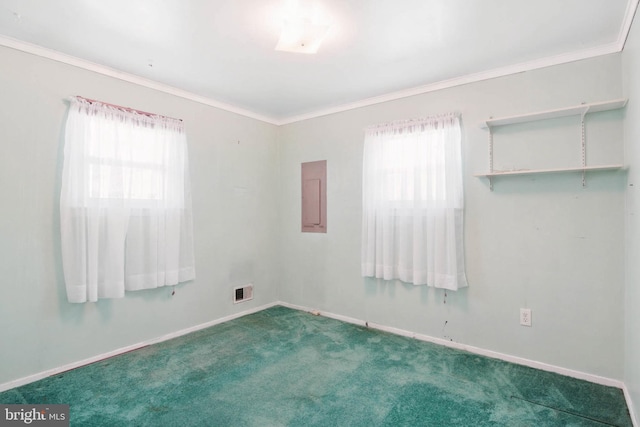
[520,308,532,327]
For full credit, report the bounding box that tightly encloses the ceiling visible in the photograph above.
[0,0,637,124]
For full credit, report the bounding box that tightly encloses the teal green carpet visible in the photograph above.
[0,306,632,426]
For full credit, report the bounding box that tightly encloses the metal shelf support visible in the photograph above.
[477,98,627,190]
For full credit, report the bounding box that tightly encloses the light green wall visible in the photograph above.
[0,39,631,391]
[0,45,281,385]
[623,10,640,422]
[278,54,626,380]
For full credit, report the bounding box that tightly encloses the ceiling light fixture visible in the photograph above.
[275,18,330,54]
[275,1,331,54]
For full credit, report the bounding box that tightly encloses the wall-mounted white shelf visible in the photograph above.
[476,98,627,190]
[474,164,623,178]
[480,99,628,129]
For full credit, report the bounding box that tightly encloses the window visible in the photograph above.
[361,113,467,290]
[60,97,195,303]
[87,126,165,201]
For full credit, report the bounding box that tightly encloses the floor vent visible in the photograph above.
[233,284,253,304]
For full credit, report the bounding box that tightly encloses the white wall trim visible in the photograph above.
[0,35,280,126]
[278,301,625,389]
[1,300,635,423]
[0,302,279,393]
[620,0,640,50]
[276,42,622,125]
[623,383,640,427]
[0,18,634,127]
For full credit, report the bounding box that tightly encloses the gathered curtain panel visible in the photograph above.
[361,113,467,291]
[60,97,195,303]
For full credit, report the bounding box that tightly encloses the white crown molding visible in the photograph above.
[276,42,622,125]
[278,0,639,124]
[1,0,638,126]
[620,0,640,50]
[0,35,281,126]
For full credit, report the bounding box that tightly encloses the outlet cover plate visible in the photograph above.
[520,308,532,327]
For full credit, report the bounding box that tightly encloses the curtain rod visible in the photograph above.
[73,96,182,122]
[364,112,459,132]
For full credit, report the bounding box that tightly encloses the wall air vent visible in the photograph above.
[233,284,254,304]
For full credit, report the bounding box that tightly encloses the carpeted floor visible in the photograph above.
[0,306,633,426]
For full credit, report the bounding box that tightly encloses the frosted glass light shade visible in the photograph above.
[275,18,330,54]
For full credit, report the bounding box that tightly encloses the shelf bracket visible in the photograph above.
[476,99,626,190]
[580,107,588,187]
[488,126,494,191]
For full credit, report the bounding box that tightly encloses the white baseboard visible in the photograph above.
[623,384,639,427]
[2,299,637,427]
[0,301,279,393]
[278,301,625,389]
[282,302,639,425]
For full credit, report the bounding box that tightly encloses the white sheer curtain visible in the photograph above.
[60,97,195,303]
[361,113,467,291]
